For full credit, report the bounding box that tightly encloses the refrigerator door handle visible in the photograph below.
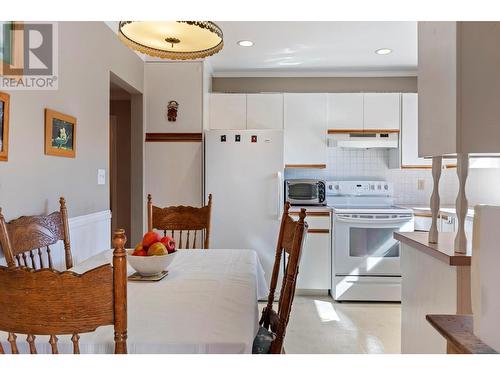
[277,171,283,220]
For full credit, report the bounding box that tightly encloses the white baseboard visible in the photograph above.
[67,210,112,269]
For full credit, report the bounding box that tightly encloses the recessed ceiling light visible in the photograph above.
[375,48,392,55]
[237,40,254,47]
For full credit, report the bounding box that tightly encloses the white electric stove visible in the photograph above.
[327,181,414,302]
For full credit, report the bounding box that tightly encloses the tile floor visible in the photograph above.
[260,295,401,354]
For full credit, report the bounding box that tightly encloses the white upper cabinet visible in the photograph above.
[327,93,364,130]
[209,93,283,130]
[401,94,431,168]
[209,94,246,130]
[363,93,401,130]
[246,94,283,129]
[284,94,328,165]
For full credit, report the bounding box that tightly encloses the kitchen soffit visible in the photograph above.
[106,21,417,77]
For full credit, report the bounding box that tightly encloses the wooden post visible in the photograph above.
[112,229,128,354]
[59,197,73,269]
[429,156,443,244]
[454,153,469,254]
[0,208,15,268]
[147,194,153,232]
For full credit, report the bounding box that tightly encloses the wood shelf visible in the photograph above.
[285,164,327,169]
[327,129,400,134]
[426,315,497,354]
[145,133,202,142]
[289,211,330,217]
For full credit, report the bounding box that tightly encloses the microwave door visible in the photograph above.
[287,181,323,205]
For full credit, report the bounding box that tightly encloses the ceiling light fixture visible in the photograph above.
[375,48,392,55]
[237,40,254,47]
[118,21,223,60]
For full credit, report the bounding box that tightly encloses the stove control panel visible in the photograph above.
[326,181,393,196]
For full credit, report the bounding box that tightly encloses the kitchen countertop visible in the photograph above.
[289,205,332,215]
[394,231,471,266]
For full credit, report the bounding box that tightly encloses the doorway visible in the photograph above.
[109,73,144,246]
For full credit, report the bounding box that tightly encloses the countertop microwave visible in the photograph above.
[285,179,326,206]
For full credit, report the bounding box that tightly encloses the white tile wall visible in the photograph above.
[285,148,500,206]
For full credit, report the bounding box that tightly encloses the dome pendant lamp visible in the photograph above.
[118,21,223,60]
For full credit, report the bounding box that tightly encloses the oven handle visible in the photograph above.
[334,216,413,225]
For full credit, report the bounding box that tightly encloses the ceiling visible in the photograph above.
[106,21,417,77]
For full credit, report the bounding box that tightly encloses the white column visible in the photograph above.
[429,156,442,244]
[454,153,469,254]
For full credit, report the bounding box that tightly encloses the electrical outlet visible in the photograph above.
[417,179,425,191]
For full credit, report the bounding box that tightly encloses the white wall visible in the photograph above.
[144,62,203,133]
[144,62,204,208]
[0,22,144,221]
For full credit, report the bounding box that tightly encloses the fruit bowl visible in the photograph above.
[126,249,176,276]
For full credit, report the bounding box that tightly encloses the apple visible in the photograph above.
[132,242,144,256]
[134,249,148,257]
[161,236,176,253]
[142,231,160,248]
[147,242,168,256]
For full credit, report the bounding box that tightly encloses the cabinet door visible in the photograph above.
[327,93,364,130]
[284,94,328,165]
[414,215,432,231]
[296,231,331,290]
[363,93,401,130]
[401,94,432,168]
[246,94,283,129]
[209,94,246,130]
[440,216,455,232]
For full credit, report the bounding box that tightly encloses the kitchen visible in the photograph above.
[199,22,500,354]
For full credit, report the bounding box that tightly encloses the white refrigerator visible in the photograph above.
[205,129,284,288]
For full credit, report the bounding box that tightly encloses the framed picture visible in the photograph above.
[0,92,10,162]
[45,109,77,158]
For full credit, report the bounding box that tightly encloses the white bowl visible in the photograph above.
[126,249,176,276]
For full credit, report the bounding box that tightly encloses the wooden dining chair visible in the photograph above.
[147,194,213,249]
[253,202,308,354]
[0,229,128,355]
[0,197,73,270]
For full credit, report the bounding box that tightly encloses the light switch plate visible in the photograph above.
[97,169,106,185]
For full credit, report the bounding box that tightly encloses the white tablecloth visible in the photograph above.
[1,249,268,354]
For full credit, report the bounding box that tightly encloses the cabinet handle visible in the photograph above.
[276,171,283,220]
[307,229,330,234]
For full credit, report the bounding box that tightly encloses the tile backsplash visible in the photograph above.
[284,148,500,207]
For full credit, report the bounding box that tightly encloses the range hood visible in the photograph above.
[327,130,399,149]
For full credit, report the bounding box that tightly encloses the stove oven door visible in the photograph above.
[333,213,414,276]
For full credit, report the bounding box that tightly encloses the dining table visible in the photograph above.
[0,248,268,354]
